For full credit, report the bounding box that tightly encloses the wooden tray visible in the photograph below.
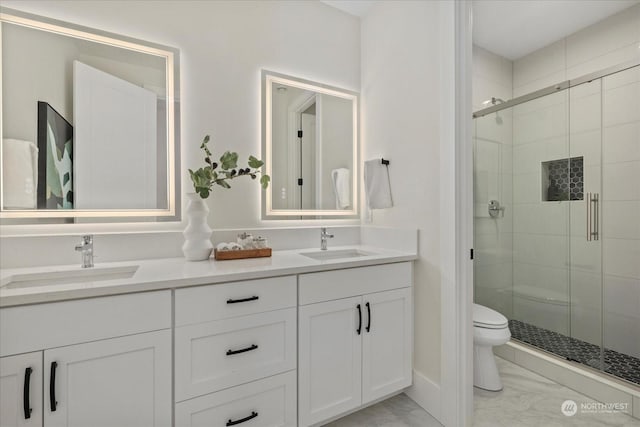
[213,248,272,261]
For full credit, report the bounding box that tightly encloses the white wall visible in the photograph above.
[361,0,444,395]
[0,0,361,267]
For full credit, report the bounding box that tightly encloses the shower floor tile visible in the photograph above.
[509,319,640,386]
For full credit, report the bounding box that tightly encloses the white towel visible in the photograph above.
[331,168,351,209]
[2,138,38,209]
[364,159,393,209]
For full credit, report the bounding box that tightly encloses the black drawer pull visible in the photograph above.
[227,296,259,304]
[227,411,258,426]
[50,361,58,412]
[226,344,258,356]
[23,367,32,419]
[366,302,371,333]
[356,304,362,335]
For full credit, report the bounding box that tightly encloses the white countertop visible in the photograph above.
[0,245,416,307]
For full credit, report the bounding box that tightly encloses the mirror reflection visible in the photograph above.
[263,71,358,218]
[0,9,178,219]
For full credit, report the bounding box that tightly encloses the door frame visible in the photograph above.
[440,1,474,426]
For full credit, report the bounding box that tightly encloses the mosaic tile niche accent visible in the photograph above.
[542,157,584,201]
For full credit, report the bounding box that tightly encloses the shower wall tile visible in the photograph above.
[512,104,568,145]
[603,238,640,280]
[568,42,640,82]
[603,161,640,201]
[513,174,540,204]
[473,45,513,87]
[513,203,569,235]
[513,39,566,91]
[604,64,640,90]
[565,3,640,70]
[603,201,640,240]
[570,236,602,273]
[603,81,640,127]
[604,275,640,359]
[513,3,640,97]
[569,130,601,166]
[569,92,601,135]
[513,263,569,297]
[603,122,640,164]
[513,233,568,268]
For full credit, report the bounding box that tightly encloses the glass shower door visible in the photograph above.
[567,78,603,367]
[599,65,640,385]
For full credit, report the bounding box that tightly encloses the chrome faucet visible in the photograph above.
[75,235,94,268]
[320,227,334,251]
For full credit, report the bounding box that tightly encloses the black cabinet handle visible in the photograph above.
[227,411,258,426]
[226,344,258,356]
[366,302,371,333]
[356,304,362,335]
[227,296,259,304]
[23,367,32,419]
[49,361,58,412]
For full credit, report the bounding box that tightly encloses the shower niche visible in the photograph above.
[541,156,583,201]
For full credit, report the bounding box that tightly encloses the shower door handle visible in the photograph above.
[586,193,599,241]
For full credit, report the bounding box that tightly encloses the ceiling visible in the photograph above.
[473,0,640,60]
[321,0,640,61]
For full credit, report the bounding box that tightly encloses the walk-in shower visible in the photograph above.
[473,60,640,387]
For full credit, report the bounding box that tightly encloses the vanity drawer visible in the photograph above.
[299,262,412,305]
[0,290,171,357]
[175,308,296,401]
[175,370,296,427]
[174,276,296,327]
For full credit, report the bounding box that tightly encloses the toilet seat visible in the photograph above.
[473,303,508,329]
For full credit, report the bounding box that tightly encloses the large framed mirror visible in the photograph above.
[0,7,180,223]
[262,70,358,219]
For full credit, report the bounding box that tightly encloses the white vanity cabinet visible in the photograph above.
[298,263,413,427]
[174,276,298,427]
[0,291,172,427]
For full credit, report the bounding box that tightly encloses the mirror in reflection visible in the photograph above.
[263,71,358,218]
[0,9,179,219]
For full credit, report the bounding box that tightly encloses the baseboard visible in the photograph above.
[405,369,443,424]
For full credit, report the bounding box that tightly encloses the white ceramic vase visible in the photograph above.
[182,193,213,261]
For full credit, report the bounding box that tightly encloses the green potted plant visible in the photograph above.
[183,135,269,261]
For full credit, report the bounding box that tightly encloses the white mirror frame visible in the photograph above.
[0,7,180,221]
[261,70,359,219]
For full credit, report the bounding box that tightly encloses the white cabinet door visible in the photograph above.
[44,330,171,427]
[298,296,362,427]
[1,352,42,427]
[362,288,412,404]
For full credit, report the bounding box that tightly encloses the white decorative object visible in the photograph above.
[182,193,213,261]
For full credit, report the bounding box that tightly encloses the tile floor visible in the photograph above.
[327,357,640,427]
[510,319,640,386]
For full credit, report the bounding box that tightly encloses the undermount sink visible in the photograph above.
[300,249,374,261]
[1,265,139,290]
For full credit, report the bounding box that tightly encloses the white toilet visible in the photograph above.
[473,303,511,391]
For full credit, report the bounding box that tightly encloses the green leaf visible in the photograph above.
[215,179,231,189]
[260,174,270,189]
[220,151,238,170]
[248,155,264,169]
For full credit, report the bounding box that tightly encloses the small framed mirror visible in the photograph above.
[0,7,180,223]
[261,70,358,219]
